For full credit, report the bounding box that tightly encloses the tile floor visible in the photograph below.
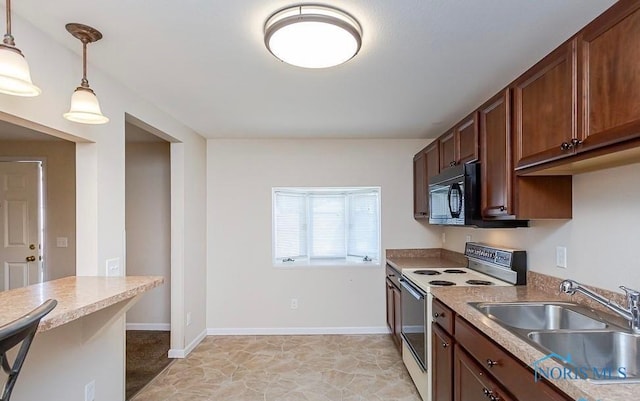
[132,334,421,401]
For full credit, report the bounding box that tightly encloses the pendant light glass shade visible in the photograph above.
[0,0,40,97]
[264,5,362,69]
[63,86,108,124]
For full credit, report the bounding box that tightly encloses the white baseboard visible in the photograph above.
[168,328,207,358]
[206,326,390,336]
[126,323,171,331]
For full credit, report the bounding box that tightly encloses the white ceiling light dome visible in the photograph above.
[264,5,362,69]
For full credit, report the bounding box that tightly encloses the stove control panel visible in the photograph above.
[465,243,520,268]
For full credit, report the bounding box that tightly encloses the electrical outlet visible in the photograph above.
[186,312,192,326]
[290,298,298,310]
[556,246,567,268]
[442,232,446,244]
[106,258,120,276]
[85,380,95,401]
[465,234,472,243]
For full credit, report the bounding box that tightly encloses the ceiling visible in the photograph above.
[13,0,616,139]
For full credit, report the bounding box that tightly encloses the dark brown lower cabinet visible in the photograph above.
[385,274,402,350]
[454,345,515,401]
[432,323,454,401]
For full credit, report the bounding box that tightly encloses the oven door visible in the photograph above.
[400,277,427,371]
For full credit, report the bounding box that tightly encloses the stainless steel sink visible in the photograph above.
[472,302,608,331]
[528,331,640,382]
[469,301,640,383]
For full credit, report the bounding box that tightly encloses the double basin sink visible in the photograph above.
[470,302,640,383]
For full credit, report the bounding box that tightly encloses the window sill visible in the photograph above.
[273,257,381,269]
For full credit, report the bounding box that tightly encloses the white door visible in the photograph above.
[0,161,42,291]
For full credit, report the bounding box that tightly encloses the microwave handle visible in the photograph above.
[447,183,463,218]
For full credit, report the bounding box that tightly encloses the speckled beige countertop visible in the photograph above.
[430,285,639,401]
[0,276,164,332]
[386,248,467,271]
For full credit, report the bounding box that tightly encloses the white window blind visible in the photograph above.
[348,193,380,258]
[273,187,380,266]
[274,192,307,260]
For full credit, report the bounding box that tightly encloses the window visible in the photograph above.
[273,187,380,266]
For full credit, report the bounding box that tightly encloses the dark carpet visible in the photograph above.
[126,330,172,400]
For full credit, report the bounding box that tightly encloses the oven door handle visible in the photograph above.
[400,278,426,299]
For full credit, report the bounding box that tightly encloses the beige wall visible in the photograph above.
[0,141,76,281]
[125,141,171,328]
[206,138,440,332]
[443,162,640,293]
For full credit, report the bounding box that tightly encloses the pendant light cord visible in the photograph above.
[3,0,15,46]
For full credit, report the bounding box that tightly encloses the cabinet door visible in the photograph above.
[393,285,402,346]
[385,278,394,334]
[456,112,479,164]
[578,0,640,152]
[433,324,454,401]
[514,39,577,170]
[480,89,512,218]
[439,131,456,171]
[454,346,515,401]
[426,143,440,181]
[413,151,428,218]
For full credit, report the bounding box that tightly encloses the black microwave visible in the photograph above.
[428,163,528,228]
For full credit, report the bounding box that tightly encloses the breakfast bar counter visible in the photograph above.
[0,276,164,332]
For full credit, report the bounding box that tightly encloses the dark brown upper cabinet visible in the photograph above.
[413,149,428,218]
[439,112,479,171]
[513,39,577,170]
[480,89,513,218]
[577,0,640,152]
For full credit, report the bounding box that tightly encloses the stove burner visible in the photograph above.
[429,280,456,286]
[414,270,441,275]
[466,280,494,286]
[443,269,467,274]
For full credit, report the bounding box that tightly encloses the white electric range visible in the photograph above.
[400,243,526,401]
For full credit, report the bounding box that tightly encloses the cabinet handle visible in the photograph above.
[560,142,572,151]
[486,359,499,368]
[490,394,500,401]
[434,312,444,318]
[442,342,448,348]
[571,138,583,147]
[483,388,491,397]
[499,205,506,212]
[449,161,457,167]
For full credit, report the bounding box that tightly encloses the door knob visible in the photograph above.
[26,255,36,262]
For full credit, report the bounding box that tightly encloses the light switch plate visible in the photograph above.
[56,237,68,248]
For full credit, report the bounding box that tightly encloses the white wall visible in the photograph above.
[206,139,440,333]
[0,11,207,400]
[443,162,640,293]
[0,141,76,280]
[125,141,171,328]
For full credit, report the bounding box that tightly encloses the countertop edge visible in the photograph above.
[0,276,165,333]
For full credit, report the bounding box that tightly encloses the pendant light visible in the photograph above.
[63,23,108,124]
[0,0,41,96]
[264,5,362,69]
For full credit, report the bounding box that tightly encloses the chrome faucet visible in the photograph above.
[559,279,640,333]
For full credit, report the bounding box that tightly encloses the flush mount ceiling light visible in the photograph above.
[63,23,109,125]
[264,5,362,69]
[0,0,41,96]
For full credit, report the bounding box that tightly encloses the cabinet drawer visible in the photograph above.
[455,317,571,401]
[432,297,454,334]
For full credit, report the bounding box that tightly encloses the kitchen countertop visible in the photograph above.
[386,248,467,271]
[0,276,164,332]
[430,285,638,401]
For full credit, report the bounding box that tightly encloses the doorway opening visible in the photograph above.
[125,121,172,399]
[0,118,77,291]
